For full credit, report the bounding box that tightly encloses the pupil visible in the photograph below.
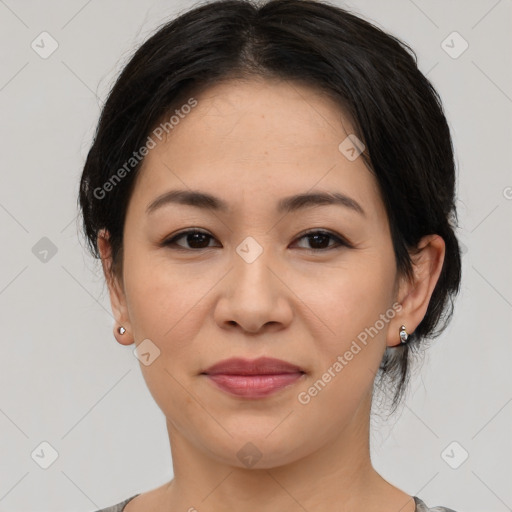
[310,234,328,249]
[189,233,208,248]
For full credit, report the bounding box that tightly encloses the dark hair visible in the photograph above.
[78,0,462,414]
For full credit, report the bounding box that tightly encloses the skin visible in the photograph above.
[98,77,445,512]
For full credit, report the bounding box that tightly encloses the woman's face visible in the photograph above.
[106,78,404,468]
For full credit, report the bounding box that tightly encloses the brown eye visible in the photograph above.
[163,230,218,250]
[292,230,350,251]
[162,229,351,252]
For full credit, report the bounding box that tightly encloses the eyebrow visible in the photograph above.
[146,189,365,217]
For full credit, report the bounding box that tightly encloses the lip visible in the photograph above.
[201,357,306,399]
[202,356,305,375]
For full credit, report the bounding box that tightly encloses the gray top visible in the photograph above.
[94,494,459,511]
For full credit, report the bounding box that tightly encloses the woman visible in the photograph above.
[78,0,462,510]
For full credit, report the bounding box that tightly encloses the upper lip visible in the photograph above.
[201,356,305,376]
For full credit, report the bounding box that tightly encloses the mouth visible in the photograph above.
[201,356,306,398]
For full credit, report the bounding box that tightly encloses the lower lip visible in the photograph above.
[204,373,304,398]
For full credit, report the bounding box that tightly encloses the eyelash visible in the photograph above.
[162,229,351,252]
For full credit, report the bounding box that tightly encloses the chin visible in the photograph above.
[203,429,314,470]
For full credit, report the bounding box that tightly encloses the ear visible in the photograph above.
[387,234,445,347]
[97,229,134,346]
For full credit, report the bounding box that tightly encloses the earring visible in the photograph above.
[118,326,126,335]
[399,325,409,344]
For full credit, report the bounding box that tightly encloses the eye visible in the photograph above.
[292,230,350,251]
[163,229,218,250]
[162,228,350,252]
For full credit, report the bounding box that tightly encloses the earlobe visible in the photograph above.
[97,229,134,346]
[113,323,134,346]
[387,234,446,347]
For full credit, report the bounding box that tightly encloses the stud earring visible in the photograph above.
[399,325,409,344]
[118,326,126,335]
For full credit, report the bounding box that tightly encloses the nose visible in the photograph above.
[214,242,293,334]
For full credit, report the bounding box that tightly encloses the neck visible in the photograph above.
[158,393,414,512]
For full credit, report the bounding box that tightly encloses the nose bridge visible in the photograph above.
[232,234,274,295]
[219,234,286,327]
[213,229,295,333]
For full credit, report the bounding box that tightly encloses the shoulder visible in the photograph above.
[414,496,459,512]
[93,494,140,512]
[93,494,459,512]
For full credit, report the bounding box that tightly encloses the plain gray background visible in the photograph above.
[0,0,511,511]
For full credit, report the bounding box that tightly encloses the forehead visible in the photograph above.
[130,78,383,220]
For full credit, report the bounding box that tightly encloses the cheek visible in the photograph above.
[122,255,204,416]
[122,243,189,327]
[307,249,397,361]
[122,248,219,379]
[293,257,397,423]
